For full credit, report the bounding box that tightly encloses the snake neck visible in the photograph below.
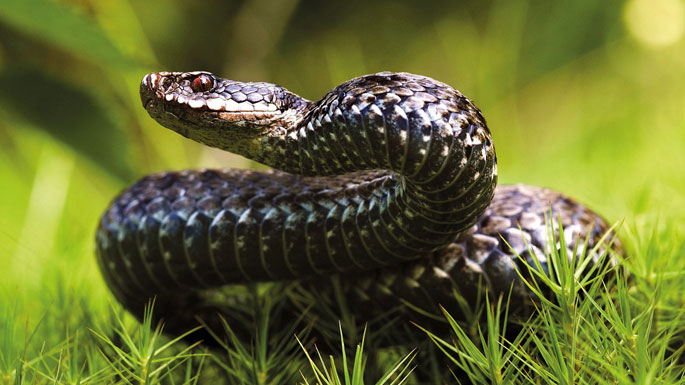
[260,73,498,249]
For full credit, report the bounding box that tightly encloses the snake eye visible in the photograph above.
[191,74,215,93]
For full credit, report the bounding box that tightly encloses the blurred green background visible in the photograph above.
[0,0,683,333]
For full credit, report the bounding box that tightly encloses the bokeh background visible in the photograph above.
[0,0,683,344]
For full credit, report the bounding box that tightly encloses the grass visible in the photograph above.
[418,217,685,384]
[1,215,684,384]
[1,0,684,383]
[297,327,417,385]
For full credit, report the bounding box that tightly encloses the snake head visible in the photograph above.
[140,71,310,162]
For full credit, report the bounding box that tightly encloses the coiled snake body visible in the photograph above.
[96,71,616,341]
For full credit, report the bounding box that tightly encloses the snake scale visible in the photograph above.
[96,71,617,343]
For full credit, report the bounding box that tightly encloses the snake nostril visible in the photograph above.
[161,77,173,90]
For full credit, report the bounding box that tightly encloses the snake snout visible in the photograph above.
[140,73,160,109]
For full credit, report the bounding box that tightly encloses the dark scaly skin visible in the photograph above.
[292,184,618,343]
[96,71,617,343]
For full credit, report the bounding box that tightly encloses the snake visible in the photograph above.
[95,71,618,343]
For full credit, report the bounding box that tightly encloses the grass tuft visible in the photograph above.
[89,300,204,385]
[417,214,685,384]
[297,325,416,385]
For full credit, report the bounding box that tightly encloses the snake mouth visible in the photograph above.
[214,111,280,123]
[144,95,282,127]
[142,90,282,121]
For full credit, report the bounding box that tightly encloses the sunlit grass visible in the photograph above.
[419,218,685,384]
[199,288,311,384]
[298,326,416,385]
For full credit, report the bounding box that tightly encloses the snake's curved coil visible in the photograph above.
[96,71,619,343]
